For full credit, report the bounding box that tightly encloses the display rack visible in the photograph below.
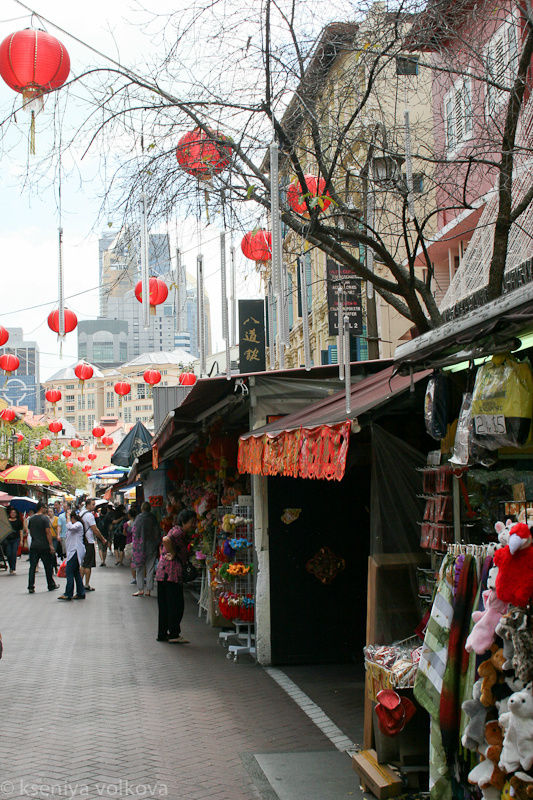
[217,503,256,662]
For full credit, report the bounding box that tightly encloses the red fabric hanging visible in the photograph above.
[237,422,350,481]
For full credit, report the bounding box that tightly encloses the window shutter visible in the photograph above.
[463,80,472,135]
[507,21,518,78]
[287,271,294,330]
[446,97,455,150]
[455,88,464,143]
[296,257,303,316]
[305,252,312,311]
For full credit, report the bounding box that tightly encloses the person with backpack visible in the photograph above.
[80,499,108,592]
[131,501,161,597]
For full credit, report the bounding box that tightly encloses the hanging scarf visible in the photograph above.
[439,554,478,764]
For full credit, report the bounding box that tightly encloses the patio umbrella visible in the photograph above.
[8,496,38,513]
[0,465,62,486]
[0,491,13,505]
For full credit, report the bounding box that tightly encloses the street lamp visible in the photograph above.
[371,153,405,185]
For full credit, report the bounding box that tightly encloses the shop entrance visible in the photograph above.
[268,464,370,665]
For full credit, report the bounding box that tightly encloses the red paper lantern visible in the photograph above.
[287,174,331,215]
[62,449,71,458]
[0,327,9,347]
[92,426,105,438]
[83,465,91,472]
[74,363,93,382]
[179,372,197,386]
[40,437,51,448]
[114,382,131,397]
[241,230,272,263]
[66,460,73,468]
[0,408,16,422]
[48,420,62,435]
[47,308,78,335]
[176,127,231,179]
[143,369,162,387]
[102,436,113,447]
[52,454,59,461]
[77,455,85,462]
[46,454,52,461]
[70,439,82,449]
[0,30,70,102]
[35,443,43,451]
[45,389,62,404]
[15,433,24,443]
[134,278,168,314]
[0,354,19,375]
[87,452,97,461]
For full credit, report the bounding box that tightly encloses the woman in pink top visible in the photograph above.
[156,509,195,643]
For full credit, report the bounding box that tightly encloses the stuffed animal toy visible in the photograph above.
[478,646,506,707]
[510,772,533,799]
[462,679,489,750]
[468,759,502,799]
[494,673,526,715]
[512,613,533,684]
[497,609,523,670]
[499,684,533,773]
[466,589,509,654]
[494,523,533,608]
[483,720,504,765]
[497,608,533,681]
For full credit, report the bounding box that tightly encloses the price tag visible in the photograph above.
[474,414,506,435]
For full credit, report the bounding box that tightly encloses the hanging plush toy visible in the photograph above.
[499,683,533,773]
[494,523,533,608]
[465,588,509,654]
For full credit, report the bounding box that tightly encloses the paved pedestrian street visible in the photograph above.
[0,559,361,800]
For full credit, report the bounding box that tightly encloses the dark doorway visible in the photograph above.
[268,463,370,665]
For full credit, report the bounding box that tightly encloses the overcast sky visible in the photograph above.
[0,0,261,381]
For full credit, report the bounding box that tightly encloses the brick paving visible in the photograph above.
[0,557,333,800]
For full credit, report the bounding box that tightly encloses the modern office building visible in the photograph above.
[77,319,129,368]
[0,328,40,412]
[96,229,211,360]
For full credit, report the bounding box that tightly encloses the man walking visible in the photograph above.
[80,499,108,592]
[27,502,59,593]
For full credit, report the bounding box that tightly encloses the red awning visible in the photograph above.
[238,366,429,481]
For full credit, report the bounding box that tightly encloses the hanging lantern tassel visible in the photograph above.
[30,109,36,155]
[204,187,210,223]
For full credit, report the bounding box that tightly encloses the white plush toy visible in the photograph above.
[499,684,533,773]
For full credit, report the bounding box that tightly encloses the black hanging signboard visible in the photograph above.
[239,299,266,373]
[326,258,363,336]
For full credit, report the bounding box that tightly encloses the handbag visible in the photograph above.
[57,559,67,578]
[182,560,198,583]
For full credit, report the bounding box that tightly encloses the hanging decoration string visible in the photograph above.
[57,114,65,356]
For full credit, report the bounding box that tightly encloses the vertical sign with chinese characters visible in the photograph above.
[238,300,266,373]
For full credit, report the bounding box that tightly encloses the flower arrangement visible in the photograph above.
[219,562,252,582]
[229,537,252,550]
[218,591,255,621]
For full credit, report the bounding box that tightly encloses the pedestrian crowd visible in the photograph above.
[0,493,196,644]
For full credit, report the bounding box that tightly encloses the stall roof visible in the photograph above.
[240,364,429,439]
[153,359,391,451]
[394,281,533,372]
